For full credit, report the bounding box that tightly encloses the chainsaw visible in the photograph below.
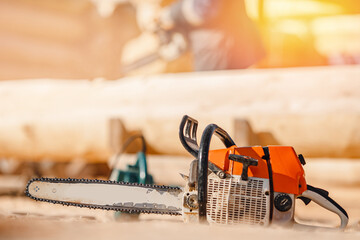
[26,115,348,229]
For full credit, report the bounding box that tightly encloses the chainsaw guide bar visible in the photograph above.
[25,177,183,215]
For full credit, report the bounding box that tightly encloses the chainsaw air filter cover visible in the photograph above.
[207,174,270,225]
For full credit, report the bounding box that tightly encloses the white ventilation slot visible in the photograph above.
[207,175,270,225]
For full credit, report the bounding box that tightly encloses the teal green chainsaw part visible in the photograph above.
[110,151,154,220]
[110,152,154,185]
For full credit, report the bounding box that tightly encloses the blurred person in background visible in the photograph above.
[156,0,266,71]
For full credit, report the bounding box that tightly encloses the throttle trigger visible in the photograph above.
[298,196,312,205]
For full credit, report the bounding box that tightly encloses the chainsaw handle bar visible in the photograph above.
[197,123,236,222]
[298,185,349,229]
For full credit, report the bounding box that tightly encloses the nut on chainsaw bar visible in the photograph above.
[184,193,199,210]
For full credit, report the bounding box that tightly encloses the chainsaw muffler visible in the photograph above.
[179,115,348,229]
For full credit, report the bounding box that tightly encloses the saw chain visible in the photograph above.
[25,177,182,215]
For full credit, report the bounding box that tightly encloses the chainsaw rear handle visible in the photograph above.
[197,123,236,222]
[297,185,349,229]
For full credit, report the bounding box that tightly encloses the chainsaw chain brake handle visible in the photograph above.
[179,115,236,158]
[179,115,199,158]
[297,185,349,229]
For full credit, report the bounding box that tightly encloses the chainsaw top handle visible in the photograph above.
[197,123,236,222]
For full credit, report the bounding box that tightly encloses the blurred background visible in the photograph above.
[0,0,359,238]
[0,0,359,79]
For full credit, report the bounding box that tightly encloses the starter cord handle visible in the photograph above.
[299,185,349,229]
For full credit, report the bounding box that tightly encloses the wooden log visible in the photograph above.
[0,66,359,161]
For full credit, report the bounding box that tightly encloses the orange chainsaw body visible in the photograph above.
[209,146,307,195]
